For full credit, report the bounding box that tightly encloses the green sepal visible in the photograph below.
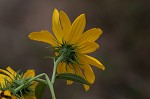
[55,73,91,86]
[35,82,47,99]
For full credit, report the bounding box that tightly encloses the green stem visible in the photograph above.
[45,74,56,99]
[48,53,64,99]
[51,54,64,84]
[36,78,47,84]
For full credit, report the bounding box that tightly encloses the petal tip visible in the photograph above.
[54,8,58,11]
[6,66,11,70]
[84,84,90,91]
[53,8,59,16]
[28,32,34,39]
[102,65,105,70]
[97,28,103,34]
[80,14,85,18]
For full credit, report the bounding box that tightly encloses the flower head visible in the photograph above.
[29,9,105,91]
[0,67,37,98]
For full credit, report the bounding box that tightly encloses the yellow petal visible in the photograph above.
[75,66,90,91]
[0,69,14,79]
[67,65,82,85]
[57,62,66,74]
[30,96,36,99]
[75,65,85,78]
[69,14,86,43]
[78,42,99,54]
[55,52,59,57]
[28,30,56,46]
[78,54,105,70]
[52,9,63,43]
[23,82,37,99]
[11,95,17,99]
[6,67,16,75]
[84,84,90,91]
[30,81,38,90]
[0,74,11,83]
[81,64,95,84]
[24,95,36,99]
[67,80,73,85]
[77,28,102,46]
[66,64,75,85]
[23,70,35,79]
[1,98,7,99]
[60,11,71,42]
[4,90,11,96]
[66,64,75,74]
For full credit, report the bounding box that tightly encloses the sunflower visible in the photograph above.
[0,67,37,99]
[0,90,16,99]
[29,8,105,91]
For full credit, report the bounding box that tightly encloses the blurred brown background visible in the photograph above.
[0,0,150,99]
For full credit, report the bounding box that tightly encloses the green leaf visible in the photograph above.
[35,82,47,99]
[55,73,91,86]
